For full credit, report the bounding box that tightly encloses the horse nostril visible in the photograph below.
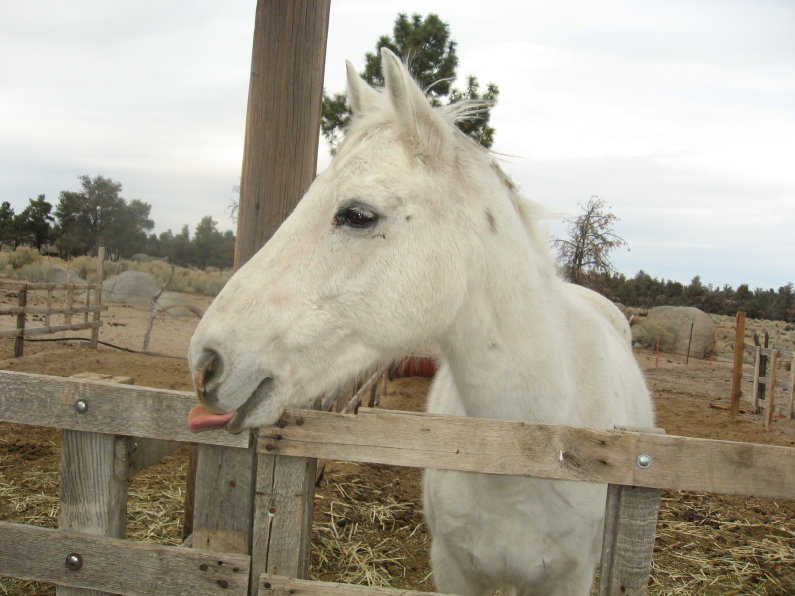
[195,348,223,397]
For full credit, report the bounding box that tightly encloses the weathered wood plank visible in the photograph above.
[0,281,99,291]
[192,442,257,556]
[13,283,26,356]
[752,345,762,412]
[742,372,791,391]
[764,349,778,428]
[0,370,248,448]
[0,521,249,596]
[730,311,745,415]
[250,454,316,587]
[258,573,452,595]
[58,373,132,596]
[0,304,107,316]
[789,362,795,420]
[0,320,101,338]
[116,437,184,479]
[58,430,127,596]
[262,408,795,499]
[599,485,661,596]
[91,246,105,348]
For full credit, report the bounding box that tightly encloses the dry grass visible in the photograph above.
[651,491,795,595]
[2,431,794,595]
[0,432,190,595]
[311,466,431,590]
[0,249,231,296]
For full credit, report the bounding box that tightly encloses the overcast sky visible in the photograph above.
[2,1,793,289]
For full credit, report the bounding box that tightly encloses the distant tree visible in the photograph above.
[321,12,499,152]
[0,201,16,247]
[171,225,194,267]
[552,196,628,286]
[54,175,153,259]
[193,216,236,269]
[193,216,221,269]
[15,195,54,250]
[105,198,154,259]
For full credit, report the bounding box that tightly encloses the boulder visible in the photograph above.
[633,306,716,358]
[102,271,161,304]
[101,270,202,317]
[47,265,87,285]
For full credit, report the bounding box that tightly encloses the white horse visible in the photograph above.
[187,49,654,596]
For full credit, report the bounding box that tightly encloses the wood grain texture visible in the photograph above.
[599,485,662,596]
[250,454,316,586]
[117,437,183,480]
[764,349,778,428]
[192,442,257,556]
[0,521,249,596]
[58,373,132,596]
[58,430,127,596]
[13,283,26,356]
[258,573,452,595]
[730,311,746,415]
[234,0,331,266]
[0,320,101,338]
[0,305,107,316]
[261,408,795,499]
[599,427,665,596]
[0,370,248,448]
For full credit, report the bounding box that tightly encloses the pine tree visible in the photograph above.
[321,13,499,152]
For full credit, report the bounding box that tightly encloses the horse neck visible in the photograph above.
[439,201,571,424]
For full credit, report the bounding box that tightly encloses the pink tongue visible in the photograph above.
[188,404,237,433]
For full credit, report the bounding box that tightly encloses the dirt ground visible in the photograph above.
[1,290,794,595]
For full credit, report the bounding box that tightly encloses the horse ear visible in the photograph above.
[380,48,445,157]
[346,60,379,116]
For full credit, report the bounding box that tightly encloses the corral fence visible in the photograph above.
[1,370,793,596]
[0,248,107,357]
[730,311,795,427]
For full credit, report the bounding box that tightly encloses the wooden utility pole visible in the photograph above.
[191,3,330,594]
[730,311,746,415]
[234,0,331,267]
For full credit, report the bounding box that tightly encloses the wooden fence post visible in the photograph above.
[752,345,762,412]
[764,349,778,429]
[189,2,330,594]
[599,485,661,595]
[90,247,105,349]
[729,311,746,415]
[599,427,665,596]
[57,374,132,596]
[13,284,27,357]
[250,454,317,582]
[789,356,795,420]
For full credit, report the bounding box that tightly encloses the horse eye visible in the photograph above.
[334,204,379,229]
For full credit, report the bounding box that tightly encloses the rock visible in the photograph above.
[47,265,87,285]
[633,306,716,358]
[102,271,161,304]
[101,270,202,317]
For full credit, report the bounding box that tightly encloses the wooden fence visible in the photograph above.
[0,254,107,356]
[741,344,795,427]
[1,369,794,596]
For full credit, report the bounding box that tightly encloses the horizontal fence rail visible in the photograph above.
[0,522,250,596]
[0,278,107,354]
[2,369,795,596]
[0,369,248,448]
[260,408,795,500]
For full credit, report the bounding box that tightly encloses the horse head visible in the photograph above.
[187,49,510,432]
